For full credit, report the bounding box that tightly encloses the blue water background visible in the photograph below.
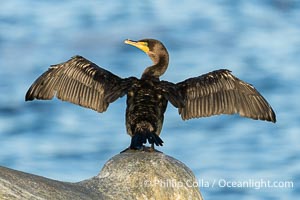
[0,1,299,199]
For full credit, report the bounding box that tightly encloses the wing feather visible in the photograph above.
[25,55,127,113]
[176,69,276,122]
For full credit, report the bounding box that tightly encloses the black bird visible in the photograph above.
[25,39,276,150]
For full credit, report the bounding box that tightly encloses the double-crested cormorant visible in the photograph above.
[25,39,276,150]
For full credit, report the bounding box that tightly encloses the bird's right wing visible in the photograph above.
[176,69,276,122]
[26,55,129,113]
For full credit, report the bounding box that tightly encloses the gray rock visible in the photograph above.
[0,165,103,200]
[0,151,203,200]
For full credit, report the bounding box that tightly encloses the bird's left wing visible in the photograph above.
[176,69,276,122]
[26,55,129,113]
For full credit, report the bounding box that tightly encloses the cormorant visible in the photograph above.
[25,39,276,150]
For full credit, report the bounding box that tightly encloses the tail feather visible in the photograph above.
[130,131,163,150]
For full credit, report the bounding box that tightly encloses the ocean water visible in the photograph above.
[0,1,299,199]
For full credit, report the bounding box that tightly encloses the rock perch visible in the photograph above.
[0,151,203,200]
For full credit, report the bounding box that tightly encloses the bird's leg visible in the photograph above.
[150,143,155,152]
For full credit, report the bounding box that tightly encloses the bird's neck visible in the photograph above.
[141,53,169,80]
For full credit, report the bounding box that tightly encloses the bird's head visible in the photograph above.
[124,38,169,78]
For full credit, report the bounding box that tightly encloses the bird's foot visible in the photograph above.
[120,145,162,153]
[120,145,145,153]
[149,144,155,152]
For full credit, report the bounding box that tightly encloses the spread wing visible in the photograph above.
[176,69,276,122]
[25,55,128,113]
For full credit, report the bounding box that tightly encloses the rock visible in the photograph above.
[87,150,203,200]
[0,166,102,199]
[0,166,103,200]
[0,151,203,200]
